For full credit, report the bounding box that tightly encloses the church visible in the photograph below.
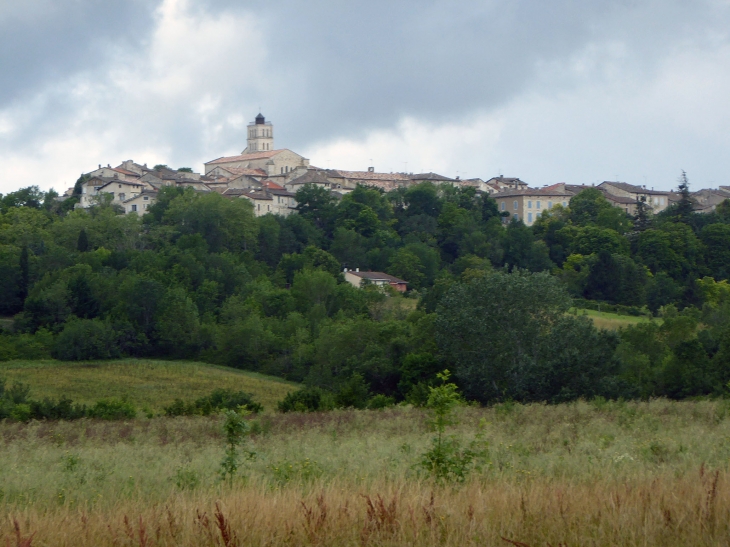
[204,113,310,181]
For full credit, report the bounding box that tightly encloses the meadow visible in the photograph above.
[570,308,659,330]
[0,359,297,412]
[2,399,730,546]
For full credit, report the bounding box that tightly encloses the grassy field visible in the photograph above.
[571,308,660,330]
[1,399,730,545]
[0,359,298,412]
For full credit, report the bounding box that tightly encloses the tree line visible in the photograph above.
[1,174,730,406]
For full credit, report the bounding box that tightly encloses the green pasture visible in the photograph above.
[0,359,298,412]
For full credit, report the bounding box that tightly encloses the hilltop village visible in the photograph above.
[62,113,727,225]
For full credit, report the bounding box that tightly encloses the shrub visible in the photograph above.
[277,387,335,413]
[29,397,87,420]
[164,388,262,416]
[367,394,396,410]
[87,399,136,420]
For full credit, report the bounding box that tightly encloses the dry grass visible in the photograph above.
[0,359,298,412]
[1,399,730,546]
[2,472,729,546]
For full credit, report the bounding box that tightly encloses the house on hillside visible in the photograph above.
[487,176,529,191]
[123,190,158,215]
[79,176,151,208]
[493,188,572,226]
[598,181,670,213]
[344,269,408,292]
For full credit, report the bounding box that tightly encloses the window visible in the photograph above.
[513,213,519,220]
[562,201,567,207]
[257,204,260,211]
[536,201,541,209]
[143,196,149,201]
[131,205,137,212]
[548,201,553,209]
[281,167,284,174]
[501,202,506,211]
[528,212,533,223]
[119,193,125,201]
[118,184,122,188]
[527,200,532,208]
[513,201,518,210]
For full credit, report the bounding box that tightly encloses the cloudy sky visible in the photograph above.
[1,0,730,194]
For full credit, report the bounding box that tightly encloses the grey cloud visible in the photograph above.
[189,0,730,150]
[0,0,157,106]
[2,0,730,190]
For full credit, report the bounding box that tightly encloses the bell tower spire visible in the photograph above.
[243,113,274,154]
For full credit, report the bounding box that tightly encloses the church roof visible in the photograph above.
[205,149,286,165]
[255,113,265,124]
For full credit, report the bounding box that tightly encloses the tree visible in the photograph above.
[177,167,193,173]
[53,318,119,360]
[18,246,29,303]
[674,170,695,224]
[76,229,89,252]
[435,270,571,402]
[634,196,650,232]
[295,184,337,231]
[388,248,425,289]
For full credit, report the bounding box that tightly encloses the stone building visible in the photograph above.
[493,188,572,226]
[204,114,310,178]
[598,181,670,213]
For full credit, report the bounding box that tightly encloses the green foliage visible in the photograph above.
[164,388,262,416]
[419,370,486,482]
[53,319,119,360]
[277,386,335,412]
[2,173,729,408]
[219,409,255,484]
[87,399,137,420]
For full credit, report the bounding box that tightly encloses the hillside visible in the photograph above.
[0,359,298,412]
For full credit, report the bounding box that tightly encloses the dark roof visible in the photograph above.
[494,188,572,198]
[288,169,332,186]
[347,271,408,284]
[409,172,456,182]
[488,176,527,185]
[600,181,669,195]
[604,194,638,205]
[255,113,265,124]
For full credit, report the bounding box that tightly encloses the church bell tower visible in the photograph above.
[243,113,274,154]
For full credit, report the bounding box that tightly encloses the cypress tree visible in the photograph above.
[77,229,89,252]
[19,245,29,301]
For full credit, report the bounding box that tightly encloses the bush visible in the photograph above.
[29,397,87,420]
[164,388,263,416]
[277,387,335,413]
[53,318,120,361]
[367,394,396,409]
[87,399,136,420]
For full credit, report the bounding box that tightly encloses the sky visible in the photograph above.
[1,0,730,194]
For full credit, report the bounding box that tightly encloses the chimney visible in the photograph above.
[368,167,374,172]
[356,268,359,272]
[343,268,348,273]
[98,164,101,169]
